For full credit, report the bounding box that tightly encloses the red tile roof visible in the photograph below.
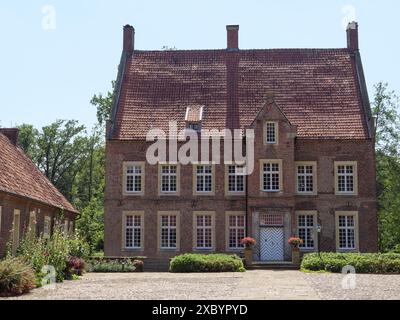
[113,48,369,140]
[0,133,78,214]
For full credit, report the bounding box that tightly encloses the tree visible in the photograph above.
[372,82,400,251]
[91,81,115,126]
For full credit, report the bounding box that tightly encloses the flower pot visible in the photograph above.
[244,247,253,266]
[291,247,300,266]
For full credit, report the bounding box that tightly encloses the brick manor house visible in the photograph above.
[104,23,377,262]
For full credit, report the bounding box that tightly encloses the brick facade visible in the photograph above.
[104,23,378,261]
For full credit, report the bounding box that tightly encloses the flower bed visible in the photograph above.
[169,254,245,273]
[301,252,400,273]
[87,257,144,272]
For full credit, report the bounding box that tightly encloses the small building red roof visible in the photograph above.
[0,133,78,214]
[112,48,370,140]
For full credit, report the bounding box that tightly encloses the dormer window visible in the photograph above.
[265,121,278,144]
[185,105,204,133]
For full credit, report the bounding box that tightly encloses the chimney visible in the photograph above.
[226,25,239,50]
[123,25,135,54]
[346,21,359,51]
[0,128,19,146]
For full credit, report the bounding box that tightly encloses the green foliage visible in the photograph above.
[0,258,36,297]
[372,82,400,251]
[17,227,89,283]
[169,254,245,273]
[90,81,114,126]
[301,252,400,273]
[87,258,142,273]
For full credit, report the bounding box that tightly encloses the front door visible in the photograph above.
[260,227,284,261]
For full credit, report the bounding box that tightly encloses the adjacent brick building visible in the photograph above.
[0,129,78,257]
[105,22,377,262]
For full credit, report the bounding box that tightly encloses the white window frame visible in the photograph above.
[123,161,145,196]
[122,211,144,250]
[264,121,278,145]
[193,212,215,250]
[226,212,246,250]
[43,216,51,238]
[158,163,180,195]
[296,211,317,251]
[225,164,246,195]
[0,206,2,236]
[260,159,282,192]
[158,212,180,250]
[296,161,317,195]
[335,211,359,252]
[334,161,358,195]
[29,210,37,236]
[68,220,74,235]
[193,164,215,195]
[12,209,21,254]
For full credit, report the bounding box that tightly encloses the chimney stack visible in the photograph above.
[0,128,19,146]
[123,25,135,54]
[346,21,359,51]
[226,25,239,50]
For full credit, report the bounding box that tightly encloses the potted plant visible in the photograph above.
[288,237,303,265]
[241,237,256,266]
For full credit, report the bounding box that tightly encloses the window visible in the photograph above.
[261,160,282,192]
[29,211,37,236]
[194,212,215,250]
[265,121,278,144]
[187,122,201,133]
[335,161,357,195]
[158,212,179,250]
[296,162,317,194]
[12,210,21,254]
[68,220,74,235]
[297,212,316,250]
[43,216,51,238]
[123,162,145,195]
[124,213,143,249]
[226,212,245,250]
[64,219,69,234]
[159,164,179,194]
[336,212,358,251]
[194,164,214,194]
[225,165,245,195]
[0,206,2,234]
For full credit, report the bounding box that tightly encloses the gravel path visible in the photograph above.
[2,270,400,300]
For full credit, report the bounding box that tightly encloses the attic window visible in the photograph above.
[185,106,204,133]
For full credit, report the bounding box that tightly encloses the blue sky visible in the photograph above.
[0,0,399,130]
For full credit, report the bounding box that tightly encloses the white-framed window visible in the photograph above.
[226,165,245,194]
[297,213,316,250]
[265,121,278,144]
[68,220,74,235]
[123,162,145,195]
[64,219,69,234]
[159,214,178,249]
[12,209,21,253]
[187,122,201,133]
[261,160,282,192]
[194,213,214,250]
[29,210,37,236]
[226,213,245,250]
[194,164,214,194]
[43,216,51,238]
[296,162,317,194]
[160,164,178,194]
[0,206,2,235]
[124,214,143,249]
[336,212,358,251]
[335,161,357,195]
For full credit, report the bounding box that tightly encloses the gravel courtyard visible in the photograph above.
[4,270,400,300]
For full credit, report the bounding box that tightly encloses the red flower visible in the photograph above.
[288,237,303,247]
[240,237,256,247]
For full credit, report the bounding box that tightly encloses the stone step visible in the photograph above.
[247,262,299,270]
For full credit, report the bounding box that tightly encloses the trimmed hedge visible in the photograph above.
[301,252,400,273]
[169,254,245,273]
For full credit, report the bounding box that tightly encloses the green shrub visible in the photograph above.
[169,254,245,273]
[301,252,400,273]
[0,258,36,297]
[88,258,142,272]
